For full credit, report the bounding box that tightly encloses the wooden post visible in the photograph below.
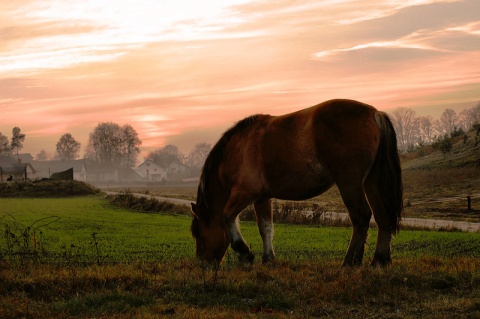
[467,194,471,210]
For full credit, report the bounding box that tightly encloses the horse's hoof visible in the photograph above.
[371,254,391,267]
[238,251,255,264]
[262,253,275,264]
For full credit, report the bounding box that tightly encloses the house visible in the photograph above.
[134,160,167,181]
[31,160,87,181]
[84,162,119,183]
[0,157,36,181]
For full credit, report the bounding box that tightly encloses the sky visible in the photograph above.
[1,0,479,159]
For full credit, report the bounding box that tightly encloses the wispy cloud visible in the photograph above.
[0,0,479,156]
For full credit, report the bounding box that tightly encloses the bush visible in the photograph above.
[439,137,453,154]
[432,135,453,154]
[0,180,100,197]
[106,191,191,216]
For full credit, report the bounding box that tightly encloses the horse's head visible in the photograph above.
[190,203,229,263]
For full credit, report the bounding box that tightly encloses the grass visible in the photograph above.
[0,196,194,263]
[1,257,479,318]
[1,196,480,318]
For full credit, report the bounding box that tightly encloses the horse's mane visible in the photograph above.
[195,114,264,224]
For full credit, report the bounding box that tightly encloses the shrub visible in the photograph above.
[0,180,100,197]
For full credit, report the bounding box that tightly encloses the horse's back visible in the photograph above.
[255,100,379,199]
[220,99,382,200]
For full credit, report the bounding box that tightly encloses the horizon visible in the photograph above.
[1,0,479,158]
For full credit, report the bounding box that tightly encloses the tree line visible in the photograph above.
[390,101,480,152]
[0,122,212,172]
[2,101,478,170]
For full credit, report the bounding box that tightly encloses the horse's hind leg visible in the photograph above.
[254,199,275,263]
[364,173,393,266]
[337,181,372,267]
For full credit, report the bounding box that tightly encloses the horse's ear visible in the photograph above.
[191,203,200,220]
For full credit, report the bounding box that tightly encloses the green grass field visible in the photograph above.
[1,196,480,318]
[2,196,479,264]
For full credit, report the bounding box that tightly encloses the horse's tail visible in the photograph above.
[372,111,403,234]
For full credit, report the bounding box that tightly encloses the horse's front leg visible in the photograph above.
[227,216,254,263]
[254,199,275,263]
[223,190,254,263]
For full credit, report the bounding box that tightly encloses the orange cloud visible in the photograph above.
[1,0,479,158]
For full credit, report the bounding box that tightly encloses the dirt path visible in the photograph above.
[106,192,480,232]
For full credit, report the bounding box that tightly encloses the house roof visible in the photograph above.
[0,162,36,174]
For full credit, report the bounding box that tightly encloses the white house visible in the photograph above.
[134,160,167,181]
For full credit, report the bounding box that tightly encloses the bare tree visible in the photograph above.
[11,127,25,159]
[458,109,474,132]
[56,133,81,161]
[0,132,10,157]
[417,116,434,144]
[390,107,418,152]
[186,143,212,168]
[468,101,480,127]
[436,108,458,136]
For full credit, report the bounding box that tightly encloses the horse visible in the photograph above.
[191,99,403,267]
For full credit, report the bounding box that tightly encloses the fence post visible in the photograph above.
[467,194,471,210]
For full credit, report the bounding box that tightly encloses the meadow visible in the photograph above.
[1,195,479,318]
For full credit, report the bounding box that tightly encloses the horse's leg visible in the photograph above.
[254,199,275,263]
[223,189,254,263]
[364,173,393,266]
[337,181,372,267]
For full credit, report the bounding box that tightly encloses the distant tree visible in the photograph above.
[417,116,434,144]
[35,149,49,161]
[186,143,212,168]
[56,133,81,160]
[87,122,124,165]
[87,122,142,167]
[122,124,142,167]
[436,108,458,136]
[0,132,10,157]
[146,144,184,168]
[391,107,418,152]
[458,109,474,132]
[472,101,480,125]
[10,127,25,159]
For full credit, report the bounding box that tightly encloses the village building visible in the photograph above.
[0,157,36,181]
[31,160,87,181]
[134,160,167,182]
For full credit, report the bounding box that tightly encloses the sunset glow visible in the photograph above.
[1,0,479,158]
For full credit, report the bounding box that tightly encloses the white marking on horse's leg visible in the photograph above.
[228,216,244,244]
[228,216,254,262]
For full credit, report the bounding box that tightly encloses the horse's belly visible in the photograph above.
[266,162,334,200]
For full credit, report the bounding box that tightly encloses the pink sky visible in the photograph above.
[1,0,479,159]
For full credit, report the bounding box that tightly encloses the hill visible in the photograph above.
[401,130,480,170]
[400,130,480,221]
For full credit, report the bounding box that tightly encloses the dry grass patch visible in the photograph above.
[1,257,479,318]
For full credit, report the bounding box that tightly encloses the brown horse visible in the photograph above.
[191,99,403,267]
